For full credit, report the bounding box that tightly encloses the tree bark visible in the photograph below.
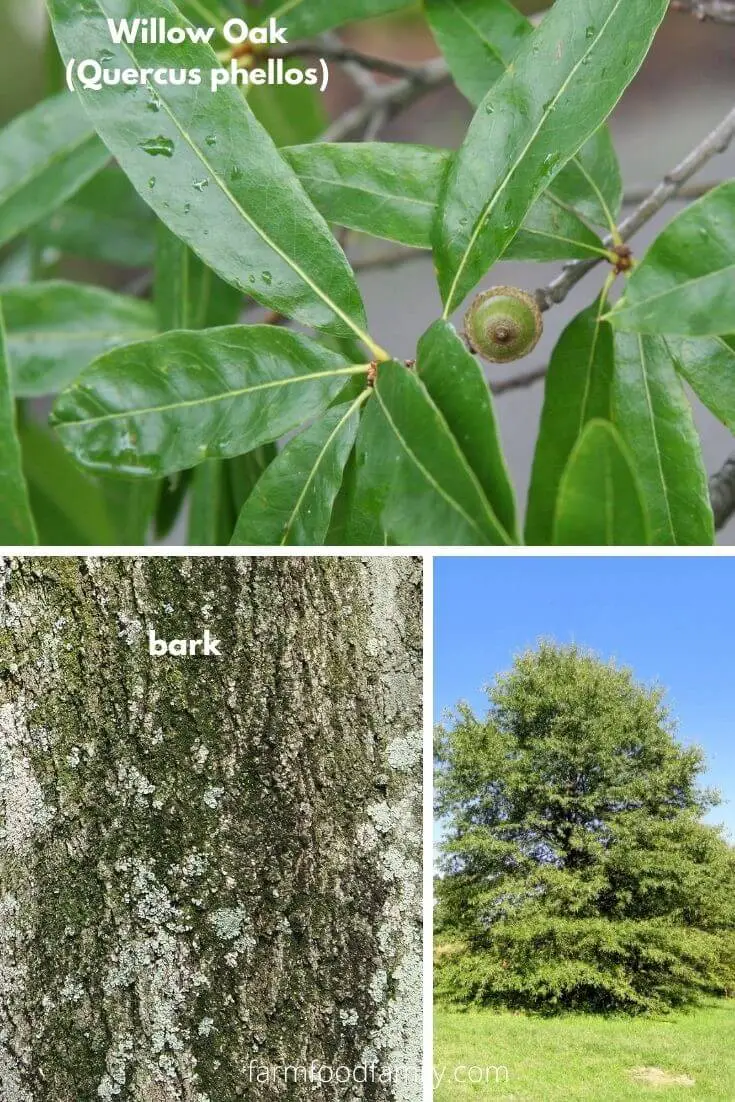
[0,556,422,1102]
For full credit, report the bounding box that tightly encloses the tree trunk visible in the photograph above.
[0,556,422,1102]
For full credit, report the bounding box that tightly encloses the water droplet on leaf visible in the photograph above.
[139,136,174,158]
[262,272,272,286]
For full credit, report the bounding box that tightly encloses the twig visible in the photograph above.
[274,41,423,79]
[321,57,451,142]
[709,455,735,529]
[671,0,735,22]
[622,181,722,204]
[490,365,548,396]
[351,245,423,272]
[535,104,735,311]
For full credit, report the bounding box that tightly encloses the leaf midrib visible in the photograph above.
[56,363,366,428]
[615,264,735,323]
[281,393,365,544]
[636,334,676,543]
[439,0,610,229]
[373,385,489,543]
[0,131,102,217]
[444,0,625,313]
[85,0,371,347]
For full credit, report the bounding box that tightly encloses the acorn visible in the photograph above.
[464,286,543,364]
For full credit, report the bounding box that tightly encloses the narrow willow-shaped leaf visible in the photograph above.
[613,331,713,545]
[0,304,37,542]
[0,92,107,250]
[260,0,412,38]
[51,326,367,478]
[417,320,517,540]
[285,143,604,259]
[1,282,156,397]
[434,0,668,314]
[48,0,374,347]
[37,166,155,268]
[19,421,116,544]
[284,143,446,249]
[364,361,513,545]
[667,334,735,433]
[232,396,364,545]
[525,297,613,545]
[553,420,649,545]
[425,0,622,228]
[425,0,527,106]
[608,182,735,336]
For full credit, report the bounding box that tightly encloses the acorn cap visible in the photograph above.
[464,286,543,364]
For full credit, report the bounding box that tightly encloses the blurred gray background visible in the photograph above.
[3,0,734,542]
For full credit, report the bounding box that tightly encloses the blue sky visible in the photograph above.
[435,556,735,840]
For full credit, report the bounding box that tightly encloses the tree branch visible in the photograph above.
[671,0,735,22]
[622,181,722,204]
[321,57,451,142]
[535,103,735,312]
[274,41,425,79]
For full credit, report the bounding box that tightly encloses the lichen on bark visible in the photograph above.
[0,556,423,1101]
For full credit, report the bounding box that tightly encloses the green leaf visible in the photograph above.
[506,196,605,262]
[19,420,117,544]
[325,445,386,545]
[285,143,605,259]
[249,74,326,148]
[99,479,160,544]
[232,395,364,545]
[666,334,735,433]
[361,361,514,545]
[284,143,446,250]
[259,0,413,38]
[188,460,233,544]
[0,304,37,542]
[0,92,108,250]
[526,297,614,545]
[417,319,517,540]
[551,127,622,231]
[425,0,622,229]
[433,0,668,315]
[48,0,376,350]
[607,182,735,336]
[425,0,528,106]
[613,331,714,545]
[155,223,242,332]
[1,282,156,397]
[37,166,155,268]
[50,326,368,478]
[553,421,649,545]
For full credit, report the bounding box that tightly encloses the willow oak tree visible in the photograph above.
[0,556,422,1101]
[3,0,735,545]
[434,643,735,1013]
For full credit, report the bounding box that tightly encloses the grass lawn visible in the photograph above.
[434,999,735,1101]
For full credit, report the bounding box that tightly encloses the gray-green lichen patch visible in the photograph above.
[0,557,423,1101]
